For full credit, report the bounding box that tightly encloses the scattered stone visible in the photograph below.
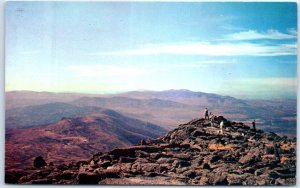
[10,117,296,185]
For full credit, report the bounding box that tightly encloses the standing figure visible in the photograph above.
[209,112,213,119]
[252,120,256,131]
[209,112,215,126]
[204,108,209,120]
[219,121,224,134]
[273,141,280,161]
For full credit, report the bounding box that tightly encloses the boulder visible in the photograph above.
[208,172,228,185]
[183,170,197,179]
[157,157,174,164]
[57,170,75,180]
[172,153,191,161]
[192,130,207,137]
[98,161,112,168]
[135,158,150,163]
[132,163,160,172]
[5,170,26,184]
[238,149,261,165]
[33,156,47,168]
[172,160,191,168]
[275,178,296,185]
[118,157,136,163]
[202,162,211,170]
[150,153,168,159]
[226,174,246,185]
[77,172,102,184]
[57,164,69,171]
[199,176,209,185]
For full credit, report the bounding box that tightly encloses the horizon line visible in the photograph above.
[5,89,297,101]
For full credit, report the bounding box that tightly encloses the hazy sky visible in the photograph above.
[5,2,297,99]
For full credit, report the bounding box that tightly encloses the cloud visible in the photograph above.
[224,29,297,41]
[66,65,151,77]
[287,28,297,36]
[90,41,297,57]
[172,60,234,68]
[89,28,297,57]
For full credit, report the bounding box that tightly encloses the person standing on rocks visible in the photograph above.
[252,120,256,131]
[219,121,224,134]
[273,139,280,162]
[204,108,209,120]
[209,112,213,119]
[209,112,215,126]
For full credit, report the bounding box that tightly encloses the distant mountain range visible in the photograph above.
[6,109,166,170]
[6,103,104,129]
[6,90,296,136]
[117,89,248,106]
[6,91,101,110]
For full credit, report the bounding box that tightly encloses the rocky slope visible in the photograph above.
[6,117,296,185]
[5,109,166,170]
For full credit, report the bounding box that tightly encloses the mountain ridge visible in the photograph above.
[6,116,296,185]
[6,102,104,129]
[6,90,297,136]
[5,111,167,171]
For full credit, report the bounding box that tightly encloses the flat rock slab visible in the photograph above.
[100,176,186,185]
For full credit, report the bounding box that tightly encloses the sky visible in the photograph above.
[5,2,298,99]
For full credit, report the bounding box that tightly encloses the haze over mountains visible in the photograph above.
[6,90,297,136]
[6,91,100,110]
[6,103,104,129]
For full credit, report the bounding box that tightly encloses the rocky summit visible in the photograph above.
[6,116,296,185]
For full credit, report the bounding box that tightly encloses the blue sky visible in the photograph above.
[5,2,297,99]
